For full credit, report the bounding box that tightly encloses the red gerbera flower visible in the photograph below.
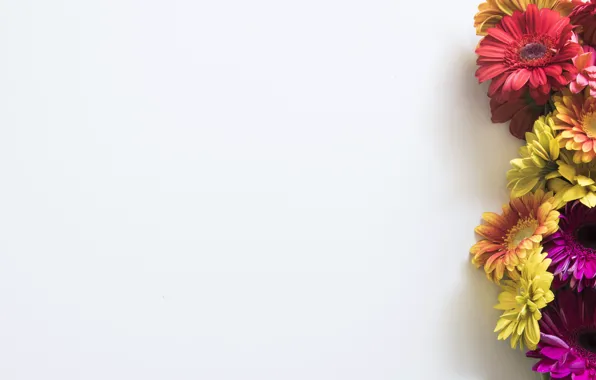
[476,4,581,103]
[570,0,596,46]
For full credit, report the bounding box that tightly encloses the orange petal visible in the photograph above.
[482,212,511,230]
[475,225,506,241]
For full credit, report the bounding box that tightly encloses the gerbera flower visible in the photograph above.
[527,289,596,378]
[553,89,596,164]
[476,5,580,104]
[548,150,596,207]
[571,45,596,96]
[471,189,560,282]
[494,247,554,350]
[474,0,575,36]
[570,0,596,46]
[544,201,596,291]
[490,90,550,138]
[507,115,561,197]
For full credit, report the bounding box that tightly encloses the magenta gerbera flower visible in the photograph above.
[527,289,596,379]
[544,202,596,291]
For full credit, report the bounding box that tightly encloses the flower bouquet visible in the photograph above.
[472,1,596,378]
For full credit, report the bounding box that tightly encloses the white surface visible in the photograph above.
[0,0,537,379]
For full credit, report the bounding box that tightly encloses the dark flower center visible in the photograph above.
[577,223,596,249]
[520,43,548,61]
[578,330,596,354]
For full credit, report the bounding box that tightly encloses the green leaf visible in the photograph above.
[540,373,550,380]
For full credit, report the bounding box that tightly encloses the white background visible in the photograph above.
[0,0,538,379]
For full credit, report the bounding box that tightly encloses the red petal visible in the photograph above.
[544,65,563,76]
[533,68,547,86]
[530,85,551,101]
[475,44,506,58]
[560,62,577,74]
[547,16,571,40]
[552,43,582,63]
[503,70,529,93]
[525,5,538,34]
[509,105,539,139]
[488,73,508,97]
[486,28,515,45]
[500,15,523,41]
[530,70,540,87]
[476,64,509,82]
[511,69,531,91]
[552,74,570,86]
[490,97,526,123]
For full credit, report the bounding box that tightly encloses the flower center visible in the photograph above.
[577,223,596,249]
[583,112,596,138]
[519,43,548,61]
[505,217,538,249]
[578,330,596,354]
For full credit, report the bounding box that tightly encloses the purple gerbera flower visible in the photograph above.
[544,202,596,291]
[527,290,596,379]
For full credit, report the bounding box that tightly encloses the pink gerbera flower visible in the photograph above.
[571,45,596,96]
[476,4,581,103]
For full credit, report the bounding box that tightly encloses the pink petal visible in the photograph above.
[570,80,585,93]
[576,134,588,143]
[577,73,589,86]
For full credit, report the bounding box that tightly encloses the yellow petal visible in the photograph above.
[525,318,540,350]
[576,175,595,187]
[559,163,577,182]
[581,192,596,208]
[563,185,588,202]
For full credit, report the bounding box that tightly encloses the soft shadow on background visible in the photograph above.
[433,48,535,379]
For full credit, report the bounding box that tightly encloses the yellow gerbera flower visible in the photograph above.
[494,247,554,350]
[548,150,596,207]
[507,115,560,198]
[552,89,596,164]
[471,190,560,283]
[474,0,574,36]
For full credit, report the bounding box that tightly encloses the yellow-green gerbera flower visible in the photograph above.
[494,246,554,350]
[507,116,560,199]
[548,150,596,208]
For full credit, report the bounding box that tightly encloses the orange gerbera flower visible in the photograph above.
[471,190,560,282]
[474,0,574,36]
[553,89,596,163]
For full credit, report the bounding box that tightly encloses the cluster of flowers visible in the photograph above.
[473,1,596,379]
